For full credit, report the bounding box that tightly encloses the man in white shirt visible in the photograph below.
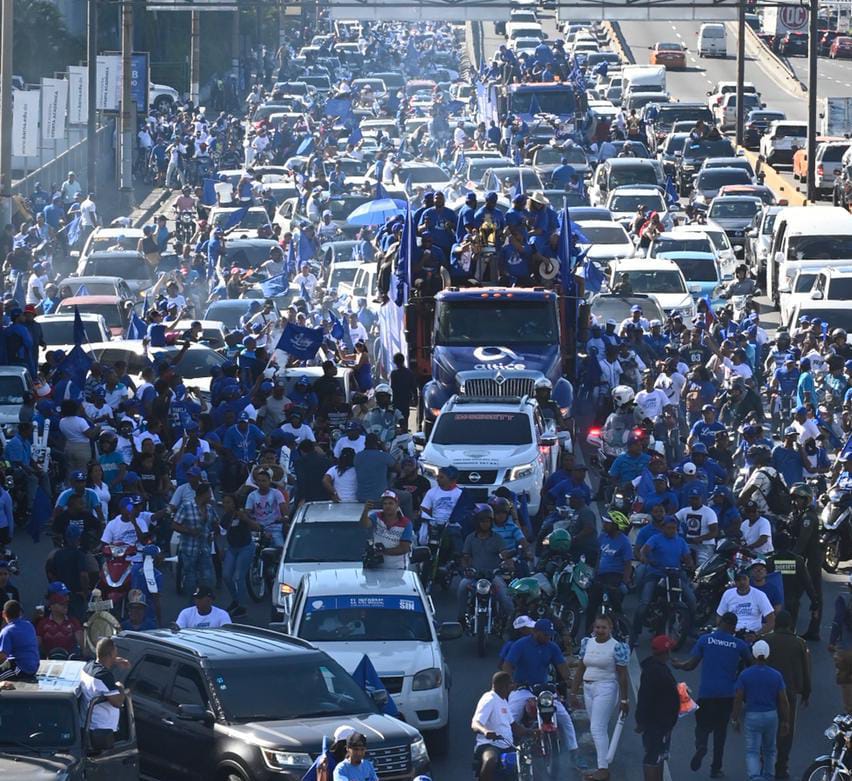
[80,192,99,230]
[471,671,518,781]
[716,570,775,635]
[175,585,232,628]
[675,488,718,566]
[101,497,149,563]
[792,405,821,446]
[418,467,463,546]
[80,638,129,750]
[333,423,366,458]
[297,263,319,298]
[347,313,369,346]
[26,264,47,305]
[635,371,669,422]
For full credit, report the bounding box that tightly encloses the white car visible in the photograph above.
[208,206,272,234]
[672,223,737,280]
[78,227,145,260]
[37,312,112,363]
[607,257,695,320]
[713,92,763,132]
[760,120,808,166]
[150,82,180,112]
[707,81,757,112]
[271,501,370,622]
[605,186,673,232]
[576,220,635,263]
[288,568,461,742]
[418,395,558,515]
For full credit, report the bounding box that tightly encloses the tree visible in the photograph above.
[13,0,82,84]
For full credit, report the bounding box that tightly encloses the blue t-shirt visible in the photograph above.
[597,532,633,576]
[493,521,525,549]
[0,618,40,674]
[752,571,784,608]
[505,635,566,685]
[644,533,689,575]
[690,420,726,449]
[56,487,101,514]
[690,630,751,699]
[735,664,785,712]
[609,452,652,484]
[635,523,662,549]
[333,758,379,780]
[772,445,804,488]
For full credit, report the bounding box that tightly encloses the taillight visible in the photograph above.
[818,164,825,176]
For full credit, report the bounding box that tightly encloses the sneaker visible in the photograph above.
[690,747,706,772]
[231,605,248,618]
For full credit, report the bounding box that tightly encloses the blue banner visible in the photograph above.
[130,52,150,113]
[304,595,425,613]
[275,323,323,360]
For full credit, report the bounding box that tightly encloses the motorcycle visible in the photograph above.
[821,487,852,573]
[464,568,507,658]
[99,543,137,616]
[519,684,563,780]
[802,713,852,780]
[423,519,460,593]
[175,211,196,245]
[474,736,534,781]
[644,567,692,650]
[599,585,631,642]
[693,537,755,625]
[246,530,281,602]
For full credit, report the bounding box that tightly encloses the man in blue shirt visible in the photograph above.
[222,412,265,464]
[418,191,457,258]
[586,512,633,623]
[673,611,751,776]
[684,443,727,492]
[609,435,651,487]
[688,404,726,450]
[772,427,804,488]
[0,600,40,680]
[632,516,696,644]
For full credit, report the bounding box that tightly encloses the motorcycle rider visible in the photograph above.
[471,671,526,781]
[533,376,569,429]
[770,530,817,628]
[720,264,758,300]
[787,483,824,641]
[457,505,515,626]
[586,512,633,625]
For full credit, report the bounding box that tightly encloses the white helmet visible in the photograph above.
[611,385,635,408]
[374,383,391,395]
[534,377,553,390]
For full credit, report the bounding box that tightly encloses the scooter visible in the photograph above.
[821,487,852,572]
[99,544,137,617]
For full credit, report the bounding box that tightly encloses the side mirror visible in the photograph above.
[437,621,463,641]
[178,704,213,724]
[370,688,389,708]
[539,433,558,448]
[410,545,430,564]
[413,431,427,447]
[811,289,824,300]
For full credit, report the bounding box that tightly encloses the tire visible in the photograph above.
[532,732,561,780]
[824,536,841,573]
[801,759,848,780]
[246,552,266,602]
[666,603,692,650]
[476,616,487,657]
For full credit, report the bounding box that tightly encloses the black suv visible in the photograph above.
[115,625,429,781]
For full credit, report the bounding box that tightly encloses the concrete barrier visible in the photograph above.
[740,22,807,97]
[739,148,808,205]
[603,21,635,65]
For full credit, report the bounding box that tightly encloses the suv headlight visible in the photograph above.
[508,462,536,481]
[411,737,430,764]
[421,462,440,478]
[261,748,313,770]
[412,667,442,690]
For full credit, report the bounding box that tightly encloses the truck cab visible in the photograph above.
[0,660,138,781]
[407,288,574,430]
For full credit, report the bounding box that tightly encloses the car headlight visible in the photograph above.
[278,582,294,604]
[826,724,841,740]
[421,462,440,478]
[508,462,536,481]
[412,667,442,690]
[261,748,314,771]
[411,737,430,764]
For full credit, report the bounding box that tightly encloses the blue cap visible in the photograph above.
[141,544,161,557]
[439,465,459,479]
[70,470,85,481]
[260,380,274,392]
[795,405,807,415]
[534,618,554,635]
[690,442,708,454]
[238,411,251,421]
[47,581,70,596]
[687,485,704,497]
[184,421,199,432]
[465,192,476,202]
[187,466,203,477]
[347,420,363,432]
[486,190,498,202]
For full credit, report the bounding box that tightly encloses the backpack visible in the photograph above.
[756,468,791,515]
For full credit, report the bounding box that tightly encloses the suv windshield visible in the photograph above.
[435,300,557,345]
[40,319,105,346]
[709,200,760,219]
[609,168,657,188]
[0,699,76,748]
[86,256,150,281]
[616,269,687,294]
[286,522,368,563]
[668,256,718,282]
[682,138,735,160]
[696,169,752,189]
[431,411,533,446]
[788,235,852,260]
[653,236,713,255]
[577,225,627,244]
[609,193,664,212]
[299,595,432,642]
[212,655,375,721]
[827,278,852,299]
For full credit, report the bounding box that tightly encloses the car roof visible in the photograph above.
[4,660,85,695]
[710,195,763,204]
[89,227,144,238]
[298,501,364,522]
[604,158,658,168]
[303,567,423,597]
[59,275,125,285]
[120,625,315,660]
[85,251,144,260]
[37,312,105,321]
[59,295,121,304]
[612,257,680,269]
[577,219,627,230]
[656,251,717,259]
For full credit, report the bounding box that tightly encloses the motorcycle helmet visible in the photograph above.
[611,385,635,408]
[544,528,572,554]
[832,328,848,340]
[605,510,631,532]
[789,482,813,500]
[508,577,541,602]
[534,377,553,391]
[472,503,494,521]
[489,496,512,514]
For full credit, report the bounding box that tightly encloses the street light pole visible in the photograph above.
[87,0,98,194]
[119,0,134,209]
[735,0,746,147]
[806,0,819,202]
[190,9,200,106]
[0,0,13,228]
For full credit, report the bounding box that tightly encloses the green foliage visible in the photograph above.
[13,0,83,84]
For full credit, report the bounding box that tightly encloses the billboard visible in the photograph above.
[130,52,150,113]
[96,54,120,111]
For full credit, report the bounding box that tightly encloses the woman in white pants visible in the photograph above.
[570,615,630,780]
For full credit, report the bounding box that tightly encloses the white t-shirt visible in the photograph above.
[101,515,150,562]
[333,434,365,458]
[635,388,669,421]
[214,181,233,205]
[80,660,121,731]
[279,423,315,443]
[740,517,773,554]
[245,488,287,529]
[793,417,821,446]
[59,416,91,444]
[472,690,514,748]
[716,585,774,632]
[80,198,98,228]
[26,274,45,305]
[175,605,232,629]
[675,505,718,544]
[83,402,113,424]
[324,465,358,501]
[348,321,369,344]
[421,485,463,525]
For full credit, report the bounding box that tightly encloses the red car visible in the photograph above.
[830,36,852,58]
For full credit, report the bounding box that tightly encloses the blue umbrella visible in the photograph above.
[346,197,407,226]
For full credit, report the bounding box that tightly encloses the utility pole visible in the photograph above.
[119,0,134,210]
[735,0,746,147]
[806,0,819,202]
[190,9,201,106]
[233,10,241,91]
[0,0,13,228]
[87,0,98,194]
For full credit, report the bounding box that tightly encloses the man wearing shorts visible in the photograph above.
[636,635,681,780]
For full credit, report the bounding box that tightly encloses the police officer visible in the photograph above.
[769,531,817,629]
[788,483,823,640]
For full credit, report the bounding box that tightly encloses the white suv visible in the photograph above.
[289,568,461,746]
[760,120,808,166]
[418,395,558,515]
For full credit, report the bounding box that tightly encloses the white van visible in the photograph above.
[698,23,727,57]
[620,64,666,95]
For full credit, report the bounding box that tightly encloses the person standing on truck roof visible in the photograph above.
[80,637,131,750]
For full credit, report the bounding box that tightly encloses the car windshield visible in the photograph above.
[88,235,138,253]
[822,145,849,162]
[795,308,852,332]
[534,147,587,165]
[657,107,713,125]
[616,269,687,294]
[578,225,628,244]
[62,280,117,296]
[664,134,690,153]
[86,257,150,281]
[788,235,852,260]
[329,266,358,288]
[794,273,817,293]
[591,297,664,324]
[40,319,105,346]
[155,348,225,379]
[299,595,432,642]
[609,168,657,188]
[286,522,369,563]
[431,411,533,446]
[774,125,807,138]
[761,213,778,235]
[326,197,374,220]
[0,699,76,748]
[63,303,122,328]
[667,256,718,282]
[400,166,449,184]
[204,302,252,329]
[697,169,752,189]
[0,375,25,405]
[211,655,375,721]
[509,89,576,115]
[435,300,558,345]
[211,210,268,229]
[658,42,683,50]
[225,244,279,268]
[653,236,713,255]
[709,200,760,219]
[683,138,736,160]
[609,193,664,212]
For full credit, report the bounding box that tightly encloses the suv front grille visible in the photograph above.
[463,377,535,397]
[380,675,404,694]
[458,469,498,485]
[368,744,411,778]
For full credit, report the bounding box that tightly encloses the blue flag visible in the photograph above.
[223,207,249,230]
[298,231,314,263]
[347,124,363,145]
[73,306,86,347]
[375,182,388,200]
[448,487,477,538]
[296,135,315,156]
[397,138,406,158]
[392,206,414,306]
[66,215,82,247]
[55,345,93,400]
[9,270,25,307]
[328,310,345,340]
[584,259,604,294]
[403,176,413,196]
[260,273,289,298]
[202,178,218,207]
[75,284,91,296]
[528,92,542,116]
[455,147,467,174]
[300,738,335,781]
[125,310,148,340]
[28,485,52,542]
[275,323,323,359]
[665,174,679,206]
[518,491,533,537]
[285,239,297,276]
[557,206,573,284]
[351,655,400,717]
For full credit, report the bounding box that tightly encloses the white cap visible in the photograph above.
[513,615,535,630]
[683,462,697,476]
[752,640,770,659]
[333,725,356,742]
